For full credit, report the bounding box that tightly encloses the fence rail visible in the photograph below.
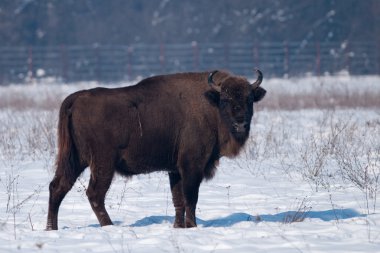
[0,41,379,84]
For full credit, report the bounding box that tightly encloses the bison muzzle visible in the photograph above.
[46,70,266,230]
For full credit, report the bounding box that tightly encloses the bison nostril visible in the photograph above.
[233,122,249,132]
[236,117,245,124]
[234,105,241,111]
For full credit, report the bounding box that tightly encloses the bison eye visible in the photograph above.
[220,99,229,109]
[233,105,241,111]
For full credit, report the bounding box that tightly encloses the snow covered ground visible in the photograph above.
[0,75,379,252]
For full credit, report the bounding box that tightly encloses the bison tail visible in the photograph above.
[55,94,81,184]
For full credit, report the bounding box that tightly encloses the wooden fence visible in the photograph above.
[0,41,378,84]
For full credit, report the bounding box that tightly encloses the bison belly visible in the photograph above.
[117,127,179,175]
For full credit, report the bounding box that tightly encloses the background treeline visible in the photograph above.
[0,0,379,46]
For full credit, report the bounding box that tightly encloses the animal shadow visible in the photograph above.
[129,208,365,228]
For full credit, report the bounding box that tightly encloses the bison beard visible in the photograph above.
[46,70,266,230]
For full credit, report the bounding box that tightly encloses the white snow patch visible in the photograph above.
[0,76,380,252]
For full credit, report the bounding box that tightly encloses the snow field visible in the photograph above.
[0,75,380,252]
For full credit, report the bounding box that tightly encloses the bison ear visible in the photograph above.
[204,90,220,107]
[253,87,266,102]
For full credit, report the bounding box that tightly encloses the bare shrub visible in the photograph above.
[0,110,57,166]
[0,110,51,238]
[26,111,58,166]
[298,111,357,191]
[283,197,312,224]
[333,121,380,214]
[0,125,21,239]
[299,134,331,191]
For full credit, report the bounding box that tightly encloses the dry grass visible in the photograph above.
[260,92,380,110]
[0,76,379,111]
[259,91,380,110]
[0,86,61,111]
[258,75,380,110]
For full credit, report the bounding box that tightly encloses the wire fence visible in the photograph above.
[0,41,379,84]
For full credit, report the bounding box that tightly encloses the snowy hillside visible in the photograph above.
[0,75,379,252]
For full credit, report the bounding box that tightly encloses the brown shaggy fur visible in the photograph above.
[46,70,266,230]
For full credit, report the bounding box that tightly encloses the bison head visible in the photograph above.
[205,70,266,143]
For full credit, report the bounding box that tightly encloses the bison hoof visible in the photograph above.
[173,222,185,228]
[100,222,114,227]
[185,221,197,228]
[46,221,58,231]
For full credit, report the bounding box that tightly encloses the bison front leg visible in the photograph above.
[182,172,202,228]
[169,172,185,228]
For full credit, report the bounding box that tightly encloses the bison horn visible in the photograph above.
[252,69,263,89]
[208,70,221,92]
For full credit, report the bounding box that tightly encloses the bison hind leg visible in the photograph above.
[86,164,115,227]
[47,165,85,230]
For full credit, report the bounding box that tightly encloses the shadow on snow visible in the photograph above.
[77,209,364,229]
[129,209,365,228]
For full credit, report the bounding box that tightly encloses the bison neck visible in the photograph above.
[218,126,248,158]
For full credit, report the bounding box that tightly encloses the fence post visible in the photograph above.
[376,36,380,76]
[28,46,34,83]
[60,45,68,82]
[127,46,133,80]
[315,42,321,77]
[192,41,199,71]
[95,45,101,82]
[224,43,229,69]
[160,43,166,74]
[378,41,380,76]
[373,0,380,75]
[0,48,3,85]
[344,42,351,75]
[253,42,260,69]
[283,41,289,77]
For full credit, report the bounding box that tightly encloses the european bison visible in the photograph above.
[46,70,266,230]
